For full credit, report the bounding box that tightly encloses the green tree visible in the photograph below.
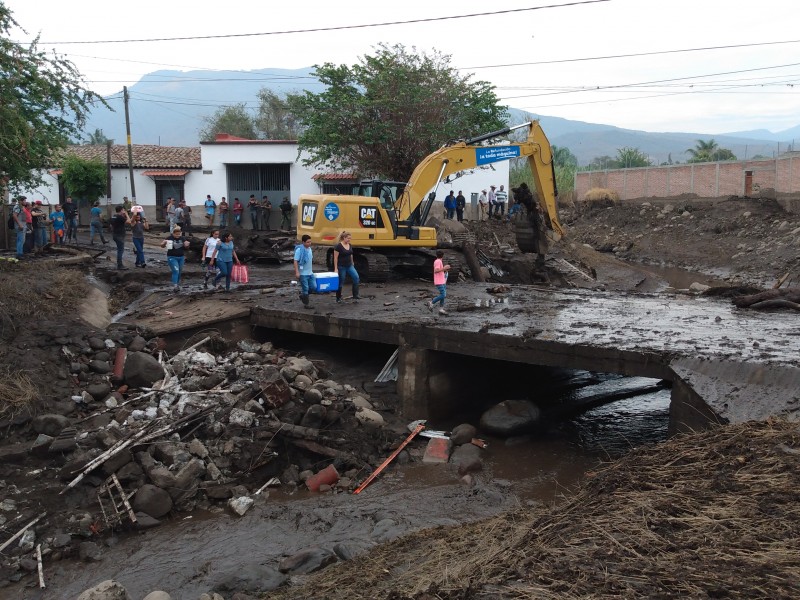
[286,43,508,181]
[254,89,301,140]
[83,128,112,145]
[616,147,652,168]
[59,155,106,205]
[552,145,578,169]
[584,155,618,170]
[686,138,737,163]
[0,3,104,196]
[199,104,257,142]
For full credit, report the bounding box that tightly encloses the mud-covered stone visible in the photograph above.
[123,351,165,389]
[77,579,131,600]
[278,546,337,574]
[32,413,70,436]
[450,423,477,445]
[479,399,541,436]
[133,484,173,518]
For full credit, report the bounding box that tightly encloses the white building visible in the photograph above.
[18,134,509,226]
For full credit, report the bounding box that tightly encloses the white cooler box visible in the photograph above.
[314,271,339,293]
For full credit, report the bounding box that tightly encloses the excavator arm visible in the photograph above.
[395,120,565,238]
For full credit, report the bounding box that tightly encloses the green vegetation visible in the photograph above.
[686,139,737,163]
[511,145,578,202]
[286,43,508,181]
[60,155,106,205]
[83,128,113,145]
[0,2,104,196]
[199,103,258,141]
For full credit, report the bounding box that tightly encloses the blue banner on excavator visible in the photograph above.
[475,146,521,165]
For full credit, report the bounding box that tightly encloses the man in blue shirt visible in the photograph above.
[204,195,216,226]
[293,234,314,309]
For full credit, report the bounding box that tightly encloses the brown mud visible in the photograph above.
[0,194,798,599]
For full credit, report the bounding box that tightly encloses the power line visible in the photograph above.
[36,1,609,44]
[462,38,800,70]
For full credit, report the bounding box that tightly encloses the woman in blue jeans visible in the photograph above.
[333,230,360,303]
[211,232,241,291]
[160,226,189,292]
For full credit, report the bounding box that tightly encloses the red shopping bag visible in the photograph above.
[231,263,249,283]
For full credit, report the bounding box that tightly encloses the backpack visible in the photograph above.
[7,215,14,230]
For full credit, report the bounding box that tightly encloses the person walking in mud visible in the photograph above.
[89,201,107,245]
[426,249,451,316]
[110,205,131,270]
[333,230,360,304]
[211,232,241,292]
[161,226,190,292]
[131,211,149,267]
[203,230,220,288]
[293,234,314,309]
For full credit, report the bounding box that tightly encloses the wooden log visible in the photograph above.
[733,288,800,308]
[462,242,486,282]
[0,512,46,553]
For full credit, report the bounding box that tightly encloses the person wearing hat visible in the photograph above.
[161,226,190,292]
[478,189,488,221]
[487,185,497,219]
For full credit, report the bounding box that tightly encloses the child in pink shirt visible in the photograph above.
[426,250,451,315]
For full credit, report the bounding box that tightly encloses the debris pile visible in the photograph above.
[0,325,407,589]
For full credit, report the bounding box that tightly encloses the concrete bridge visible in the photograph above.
[246,280,800,432]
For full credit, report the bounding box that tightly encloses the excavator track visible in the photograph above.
[354,251,391,283]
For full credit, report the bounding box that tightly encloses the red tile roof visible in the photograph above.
[141,169,190,177]
[313,173,357,181]
[57,145,201,169]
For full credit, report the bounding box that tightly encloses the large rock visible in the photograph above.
[479,400,541,437]
[213,565,286,594]
[86,382,112,401]
[450,423,477,446]
[77,579,131,600]
[449,443,483,475]
[31,413,70,436]
[123,352,165,389]
[133,484,173,518]
[142,592,171,600]
[278,546,337,575]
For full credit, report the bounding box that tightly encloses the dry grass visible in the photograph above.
[0,367,38,421]
[584,187,620,202]
[266,419,800,600]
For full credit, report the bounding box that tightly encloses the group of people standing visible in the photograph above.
[477,185,509,220]
[248,195,293,231]
[10,195,82,258]
[443,191,467,222]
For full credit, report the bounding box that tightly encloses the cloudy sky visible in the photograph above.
[7,0,799,134]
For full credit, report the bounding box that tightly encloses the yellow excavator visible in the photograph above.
[297,120,564,281]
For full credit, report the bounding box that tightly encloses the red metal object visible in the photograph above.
[354,422,426,494]
[112,347,127,382]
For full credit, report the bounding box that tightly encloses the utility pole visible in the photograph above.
[123,86,136,204]
[105,140,113,219]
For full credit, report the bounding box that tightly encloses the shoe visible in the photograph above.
[141,263,146,268]
[426,301,434,312]
[117,265,129,271]
[215,284,223,291]
[173,285,180,292]
[439,309,448,315]
[353,296,361,301]
[203,280,208,289]
[336,297,342,304]
[303,304,313,310]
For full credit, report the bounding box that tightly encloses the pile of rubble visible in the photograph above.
[0,325,397,591]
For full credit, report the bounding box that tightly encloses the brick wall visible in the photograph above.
[575,156,800,203]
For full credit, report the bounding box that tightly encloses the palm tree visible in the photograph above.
[686,139,719,163]
[83,128,112,145]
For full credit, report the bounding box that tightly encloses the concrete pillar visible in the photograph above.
[396,345,432,420]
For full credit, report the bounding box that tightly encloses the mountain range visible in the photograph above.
[84,67,800,166]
